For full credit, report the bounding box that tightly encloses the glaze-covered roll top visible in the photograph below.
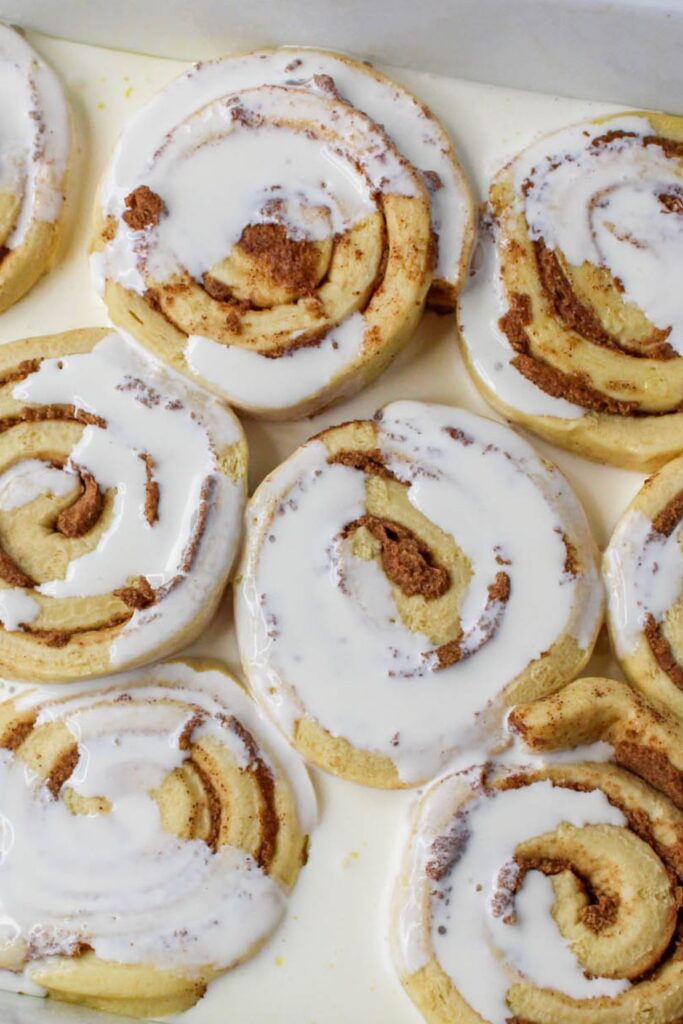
[0,660,314,1018]
[235,400,603,787]
[393,676,683,1024]
[459,112,683,470]
[0,25,71,312]
[604,453,683,720]
[92,49,474,419]
[0,328,246,681]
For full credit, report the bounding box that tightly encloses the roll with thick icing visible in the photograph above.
[0,25,71,312]
[393,676,683,1024]
[459,112,683,470]
[604,453,683,720]
[0,328,246,681]
[92,48,474,419]
[235,400,603,787]
[0,659,314,1018]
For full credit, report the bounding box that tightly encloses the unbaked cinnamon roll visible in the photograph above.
[235,400,602,787]
[91,49,474,419]
[0,328,246,681]
[604,453,683,721]
[0,659,314,1018]
[393,676,683,1024]
[0,25,71,312]
[459,112,683,470]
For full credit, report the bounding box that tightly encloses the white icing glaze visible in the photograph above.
[186,312,366,410]
[93,48,458,415]
[0,25,70,246]
[459,114,683,421]
[141,104,379,286]
[504,714,615,767]
[516,115,683,352]
[0,661,314,985]
[458,227,584,420]
[0,590,39,632]
[396,772,628,1023]
[0,332,245,666]
[0,460,77,511]
[604,507,683,658]
[96,48,469,291]
[235,401,602,782]
[97,77,418,295]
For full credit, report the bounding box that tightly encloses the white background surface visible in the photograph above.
[0,22,657,1024]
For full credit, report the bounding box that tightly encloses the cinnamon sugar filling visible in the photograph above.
[327,449,398,480]
[498,130,683,414]
[644,613,683,692]
[499,298,639,416]
[0,548,34,589]
[176,710,280,868]
[140,453,160,526]
[113,577,156,610]
[46,746,79,799]
[188,758,223,852]
[55,471,103,539]
[237,222,323,297]
[342,514,450,600]
[332,446,514,668]
[636,489,683,688]
[122,185,166,230]
[512,855,619,933]
[434,572,510,669]
[0,404,211,644]
[614,740,683,811]
[651,488,683,537]
[499,773,683,879]
[226,716,279,870]
[0,714,36,751]
[533,239,675,360]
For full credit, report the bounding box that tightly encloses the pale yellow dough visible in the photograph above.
[459,111,683,471]
[393,677,683,1024]
[0,658,310,1019]
[91,48,476,420]
[0,328,247,682]
[605,453,683,720]
[237,417,600,788]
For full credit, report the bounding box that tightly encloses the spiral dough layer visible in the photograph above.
[604,452,683,721]
[0,25,71,312]
[0,659,314,1018]
[393,676,683,1024]
[92,48,474,419]
[0,328,246,682]
[459,112,683,470]
[235,400,603,787]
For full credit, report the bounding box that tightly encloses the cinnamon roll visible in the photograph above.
[393,676,683,1024]
[92,49,474,419]
[459,112,683,470]
[0,328,246,681]
[0,25,71,312]
[0,659,314,1018]
[604,453,683,720]
[235,400,602,787]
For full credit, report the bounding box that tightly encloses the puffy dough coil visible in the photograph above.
[0,328,246,681]
[92,48,474,419]
[459,112,683,470]
[0,659,314,1018]
[393,676,683,1024]
[235,400,602,787]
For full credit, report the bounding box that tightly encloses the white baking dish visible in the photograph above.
[0,3,670,1020]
